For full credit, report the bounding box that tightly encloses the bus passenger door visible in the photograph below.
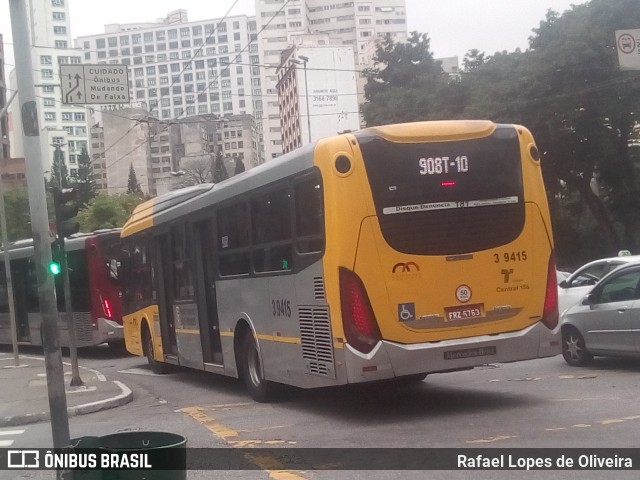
[194,219,223,364]
[155,234,178,356]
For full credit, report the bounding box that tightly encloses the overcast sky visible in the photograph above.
[1,0,587,82]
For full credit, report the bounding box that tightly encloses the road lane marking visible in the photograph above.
[0,440,14,447]
[467,435,518,444]
[118,368,167,377]
[0,430,25,436]
[182,406,307,480]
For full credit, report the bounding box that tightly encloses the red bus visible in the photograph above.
[0,229,124,349]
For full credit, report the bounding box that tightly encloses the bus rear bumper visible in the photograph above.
[95,318,124,344]
[343,321,561,383]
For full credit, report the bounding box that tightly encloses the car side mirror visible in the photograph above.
[559,280,568,289]
[582,293,596,306]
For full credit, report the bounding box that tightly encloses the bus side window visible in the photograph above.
[294,175,324,254]
[251,187,292,273]
[217,202,250,277]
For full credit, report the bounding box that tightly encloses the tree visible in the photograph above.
[3,188,32,241]
[76,193,145,231]
[73,146,97,207]
[49,144,69,189]
[126,163,144,196]
[361,31,463,126]
[181,156,212,184]
[234,157,246,175]
[212,150,229,183]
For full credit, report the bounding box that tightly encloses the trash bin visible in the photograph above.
[99,431,187,480]
[68,437,102,480]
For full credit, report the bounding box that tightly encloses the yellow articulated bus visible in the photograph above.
[120,120,560,401]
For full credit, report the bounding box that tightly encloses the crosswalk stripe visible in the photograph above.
[0,430,25,436]
[0,440,15,447]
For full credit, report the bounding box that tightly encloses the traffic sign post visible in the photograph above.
[60,64,130,104]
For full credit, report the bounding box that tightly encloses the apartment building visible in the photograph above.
[277,37,360,153]
[74,10,265,164]
[8,0,91,176]
[255,0,407,159]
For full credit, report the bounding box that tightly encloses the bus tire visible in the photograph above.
[399,373,428,384]
[562,326,592,367]
[142,324,169,374]
[240,333,274,402]
[108,340,128,355]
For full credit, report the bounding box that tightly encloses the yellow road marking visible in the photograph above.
[467,435,518,444]
[175,328,200,335]
[182,406,307,480]
[600,419,625,425]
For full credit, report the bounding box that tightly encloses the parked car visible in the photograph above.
[557,254,640,315]
[560,260,640,366]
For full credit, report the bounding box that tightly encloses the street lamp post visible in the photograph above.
[293,56,312,145]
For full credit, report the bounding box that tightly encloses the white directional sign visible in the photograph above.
[615,29,640,71]
[60,64,130,104]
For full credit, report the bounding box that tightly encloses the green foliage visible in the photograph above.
[76,193,144,231]
[234,157,246,175]
[73,147,97,207]
[49,145,69,189]
[362,32,458,126]
[126,163,144,196]
[3,188,32,241]
[212,150,229,183]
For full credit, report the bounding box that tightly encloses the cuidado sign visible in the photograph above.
[60,64,130,105]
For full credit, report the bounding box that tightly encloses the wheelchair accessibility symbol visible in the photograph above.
[398,302,416,322]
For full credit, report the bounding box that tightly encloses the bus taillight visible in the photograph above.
[541,255,559,330]
[339,267,382,354]
[102,297,113,319]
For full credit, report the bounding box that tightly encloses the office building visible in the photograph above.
[277,37,360,153]
[75,10,264,165]
[256,0,407,159]
[8,0,91,177]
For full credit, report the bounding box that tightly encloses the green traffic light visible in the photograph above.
[49,261,62,275]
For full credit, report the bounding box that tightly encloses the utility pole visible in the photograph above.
[9,0,70,449]
[0,90,20,367]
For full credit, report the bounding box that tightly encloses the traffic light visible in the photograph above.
[48,260,62,275]
[53,187,80,238]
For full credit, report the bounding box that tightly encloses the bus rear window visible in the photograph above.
[356,126,525,255]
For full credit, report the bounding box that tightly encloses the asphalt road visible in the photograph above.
[5,346,640,479]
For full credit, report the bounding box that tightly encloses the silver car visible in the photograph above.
[557,255,640,315]
[561,260,640,366]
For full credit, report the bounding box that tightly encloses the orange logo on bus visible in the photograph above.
[393,262,420,273]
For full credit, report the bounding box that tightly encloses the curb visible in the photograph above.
[0,365,133,428]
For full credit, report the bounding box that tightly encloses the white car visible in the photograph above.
[557,255,640,315]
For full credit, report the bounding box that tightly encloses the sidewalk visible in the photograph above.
[0,352,132,427]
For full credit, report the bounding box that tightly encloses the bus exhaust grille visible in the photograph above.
[73,312,94,344]
[313,277,325,300]
[299,306,335,378]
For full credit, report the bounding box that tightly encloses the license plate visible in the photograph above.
[444,303,484,321]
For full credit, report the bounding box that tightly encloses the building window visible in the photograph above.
[55,40,68,48]
[74,113,85,121]
[40,55,53,65]
[41,69,54,79]
[52,11,65,21]
[51,0,64,6]
[45,112,56,121]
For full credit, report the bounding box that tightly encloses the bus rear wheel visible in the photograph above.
[240,333,274,402]
[143,324,169,374]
